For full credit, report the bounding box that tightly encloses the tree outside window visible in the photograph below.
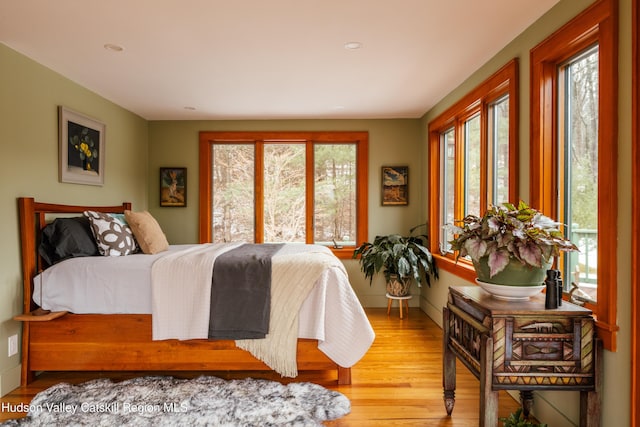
[199,131,368,259]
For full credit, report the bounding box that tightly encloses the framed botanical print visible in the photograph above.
[160,167,187,207]
[381,165,408,206]
[59,106,105,185]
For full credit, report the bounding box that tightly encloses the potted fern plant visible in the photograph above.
[353,232,438,296]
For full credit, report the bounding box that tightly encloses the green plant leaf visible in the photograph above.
[353,232,437,287]
[464,237,487,260]
[518,242,542,267]
[488,249,510,276]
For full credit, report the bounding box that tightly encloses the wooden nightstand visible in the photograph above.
[443,286,602,427]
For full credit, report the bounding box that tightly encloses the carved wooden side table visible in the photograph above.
[443,286,602,427]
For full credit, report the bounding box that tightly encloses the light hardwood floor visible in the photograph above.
[0,307,522,425]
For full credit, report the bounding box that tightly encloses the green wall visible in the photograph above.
[148,119,425,307]
[0,43,149,395]
[0,0,634,423]
[420,0,632,425]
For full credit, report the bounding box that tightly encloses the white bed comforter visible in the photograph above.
[33,244,375,373]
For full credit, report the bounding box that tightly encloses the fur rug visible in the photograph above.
[2,376,350,426]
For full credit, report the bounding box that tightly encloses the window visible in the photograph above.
[488,95,511,206]
[530,0,617,350]
[464,113,481,217]
[559,46,599,302]
[632,0,640,422]
[440,128,456,254]
[199,131,368,259]
[429,59,519,282]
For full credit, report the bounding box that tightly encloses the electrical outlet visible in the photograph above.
[8,334,18,357]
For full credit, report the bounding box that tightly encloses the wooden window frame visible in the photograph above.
[428,59,519,282]
[198,131,368,259]
[529,0,618,351]
[631,0,639,423]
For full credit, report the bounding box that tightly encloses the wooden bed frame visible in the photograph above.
[16,197,351,386]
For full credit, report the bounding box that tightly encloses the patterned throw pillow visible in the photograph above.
[83,211,138,256]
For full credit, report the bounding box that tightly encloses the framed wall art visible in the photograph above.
[59,106,106,185]
[160,167,187,207]
[381,165,409,206]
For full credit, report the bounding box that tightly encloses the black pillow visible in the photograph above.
[38,217,99,266]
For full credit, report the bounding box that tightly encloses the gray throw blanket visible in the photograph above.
[208,243,284,339]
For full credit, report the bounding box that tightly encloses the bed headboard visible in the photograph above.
[17,197,132,314]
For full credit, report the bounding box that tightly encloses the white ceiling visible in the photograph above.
[0,0,559,121]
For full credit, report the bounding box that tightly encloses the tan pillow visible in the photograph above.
[124,210,169,254]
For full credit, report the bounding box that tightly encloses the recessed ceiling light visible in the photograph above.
[344,41,362,50]
[103,43,124,52]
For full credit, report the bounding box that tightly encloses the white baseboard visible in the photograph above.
[419,295,444,328]
[0,364,21,397]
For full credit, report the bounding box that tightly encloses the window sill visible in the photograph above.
[594,317,618,352]
[433,254,477,283]
[330,246,357,260]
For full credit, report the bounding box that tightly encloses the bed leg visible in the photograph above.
[20,323,34,386]
[21,368,34,387]
[337,366,351,385]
